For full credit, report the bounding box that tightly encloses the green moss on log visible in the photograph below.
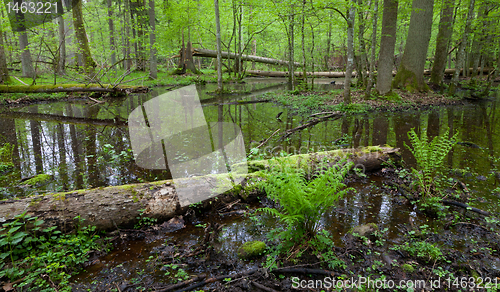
[0,84,146,93]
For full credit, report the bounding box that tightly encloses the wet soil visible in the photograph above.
[71,167,500,292]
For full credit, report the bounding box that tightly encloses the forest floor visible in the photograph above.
[72,165,500,292]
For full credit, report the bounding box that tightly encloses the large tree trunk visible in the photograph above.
[430,0,455,86]
[18,31,35,78]
[449,0,475,95]
[0,24,10,84]
[343,1,355,104]
[392,0,434,92]
[0,147,400,232]
[148,0,157,79]
[365,0,378,98]
[72,0,97,74]
[124,0,132,70]
[376,0,398,96]
[107,0,117,72]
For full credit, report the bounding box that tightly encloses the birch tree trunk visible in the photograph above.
[392,0,434,92]
[376,0,398,96]
[365,0,377,98]
[149,0,157,79]
[343,1,355,104]
[430,0,455,86]
[449,0,475,95]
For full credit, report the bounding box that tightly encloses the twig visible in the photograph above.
[154,274,206,292]
[279,112,342,141]
[88,97,105,104]
[113,282,122,292]
[13,76,28,85]
[250,281,279,292]
[247,129,280,158]
[453,222,490,231]
[174,269,260,292]
[443,200,490,216]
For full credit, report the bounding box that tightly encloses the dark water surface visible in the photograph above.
[1,79,500,288]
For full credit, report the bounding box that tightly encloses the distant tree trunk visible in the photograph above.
[343,1,355,104]
[365,0,377,98]
[430,0,455,86]
[449,0,475,95]
[148,0,157,79]
[215,0,223,92]
[0,24,10,84]
[124,0,132,70]
[18,32,35,78]
[107,0,117,72]
[376,0,398,96]
[392,0,434,92]
[325,12,332,71]
[57,15,66,74]
[288,6,295,91]
[252,39,257,69]
[470,4,487,78]
[72,0,97,74]
[356,0,368,88]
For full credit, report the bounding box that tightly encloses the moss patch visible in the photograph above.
[237,240,267,259]
[22,174,52,186]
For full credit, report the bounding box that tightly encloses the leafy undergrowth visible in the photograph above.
[0,213,109,292]
[265,87,466,116]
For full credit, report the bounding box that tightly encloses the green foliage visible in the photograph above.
[405,128,459,198]
[0,213,105,291]
[260,159,354,238]
[0,143,14,173]
[135,209,158,229]
[392,240,443,263]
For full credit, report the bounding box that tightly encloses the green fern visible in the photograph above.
[405,128,458,197]
[260,159,354,239]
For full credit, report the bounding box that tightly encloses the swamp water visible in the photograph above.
[1,79,500,289]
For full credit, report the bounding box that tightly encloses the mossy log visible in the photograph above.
[0,147,399,232]
[0,84,148,94]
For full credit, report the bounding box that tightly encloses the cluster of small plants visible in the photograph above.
[0,213,106,291]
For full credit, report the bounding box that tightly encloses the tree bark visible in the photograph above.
[215,0,223,92]
[72,0,97,74]
[343,1,355,104]
[356,0,368,88]
[376,0,398,96]
[430,0,455,86]
[365,0,378,98]
[392,0,434,92]
[0,147,400,232]
[449,0,475,95]
[57,15,66,74]
[0,23,10,84]
[107,0,117,73]
[18,31,35,78]
[124,0,132,70]
[148,0,157,79]
[288,5,295,91]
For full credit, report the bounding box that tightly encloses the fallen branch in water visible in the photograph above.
[279,112,343,141]
[443,200,490,216]
[247,128,280,158]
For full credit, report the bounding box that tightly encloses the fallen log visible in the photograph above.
[245,68,494,78]
[0,146,400,232]
[192,48,302,67]
[0,84,148,94]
